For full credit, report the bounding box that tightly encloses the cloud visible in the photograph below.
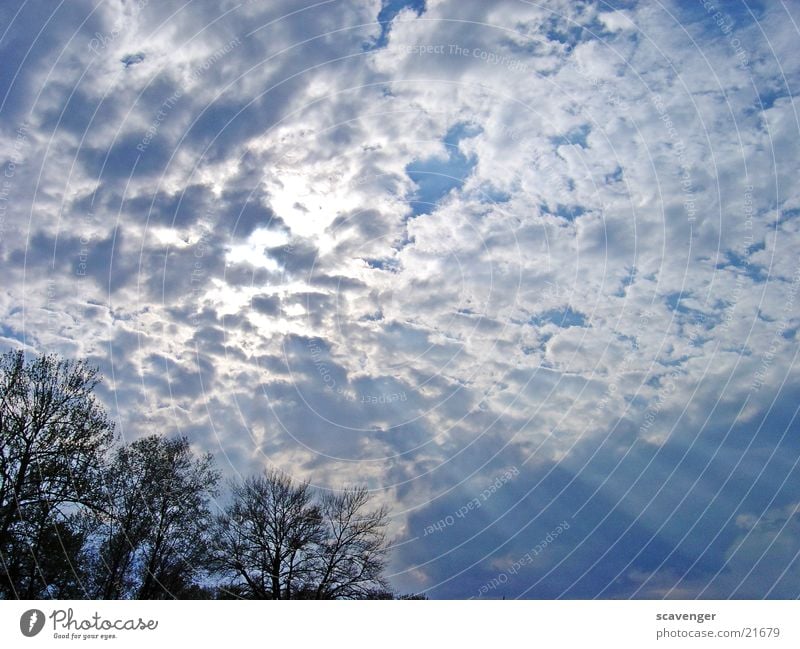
[2,0,799,598]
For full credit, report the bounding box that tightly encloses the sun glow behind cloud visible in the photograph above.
[226,227,287,270]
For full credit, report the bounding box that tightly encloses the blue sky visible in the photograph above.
[1,0,799,598]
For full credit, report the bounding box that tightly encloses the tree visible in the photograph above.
[211,470,322,599]
[89,435,219,599]
[0,499,96,599]
[0,350,114,598]
[211,470,390,599]
[314,487,390,599]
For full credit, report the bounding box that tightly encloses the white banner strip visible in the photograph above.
[2,600,797,648]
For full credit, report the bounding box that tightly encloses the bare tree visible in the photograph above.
[314,487,389,599]
[212,471,390,599]
[211,469,322,599]
[0,350,114,598]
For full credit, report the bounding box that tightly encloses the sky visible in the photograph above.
[1,0,799,599]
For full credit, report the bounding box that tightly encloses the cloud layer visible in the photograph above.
[2,0,799,598]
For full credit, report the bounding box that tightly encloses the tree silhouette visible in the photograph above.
[314,487,390,599]
[89,435,219,599]
[211,469,322,599]
[212,470,390,599]
[0,350,114,598]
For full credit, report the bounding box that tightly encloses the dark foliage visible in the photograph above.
[0,350,114,598]
[87,435,220,599]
